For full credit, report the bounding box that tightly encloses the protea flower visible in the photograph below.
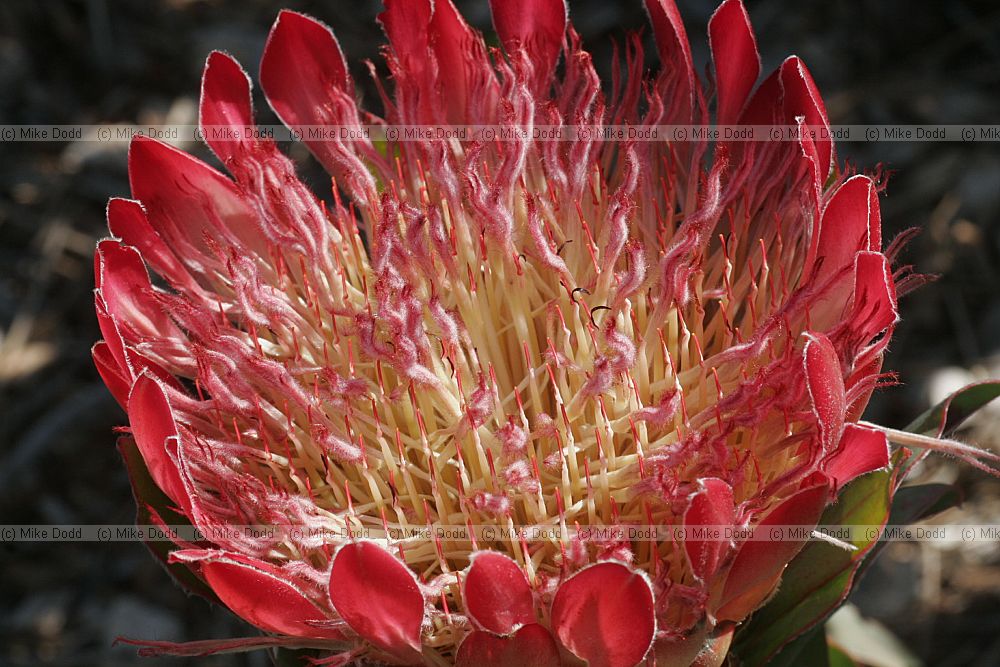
[92,1,1000,665]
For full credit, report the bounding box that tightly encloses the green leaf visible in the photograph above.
[763,627,828,667]
[827,643,859,667]
[896,380,1000,484]
[757,626,862,667]
[732,463,896,666]
[117,436,219,603]
[732,380,991,665]
[850,481,961,589]
[905,380,1000,437]
[887,482,962,523]
[733,384,995,665]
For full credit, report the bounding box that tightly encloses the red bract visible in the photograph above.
[95,1,920,664]
[464,551,536,635]
[551,562,657,667]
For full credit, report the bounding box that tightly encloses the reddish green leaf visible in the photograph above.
[732,461,896,666]
[117,436,219,603]
[827,643,859,667]
[906,380,1000,437]
[887,482,962,523]
[849,481,962,590]
[761,627,828,667]
[896,380,1000,483]
[733,382,999,665]
[115,636,342,658]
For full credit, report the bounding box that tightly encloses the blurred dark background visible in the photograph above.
[1,1,999,665]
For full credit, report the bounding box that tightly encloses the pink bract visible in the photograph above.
[95,0,909,664]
